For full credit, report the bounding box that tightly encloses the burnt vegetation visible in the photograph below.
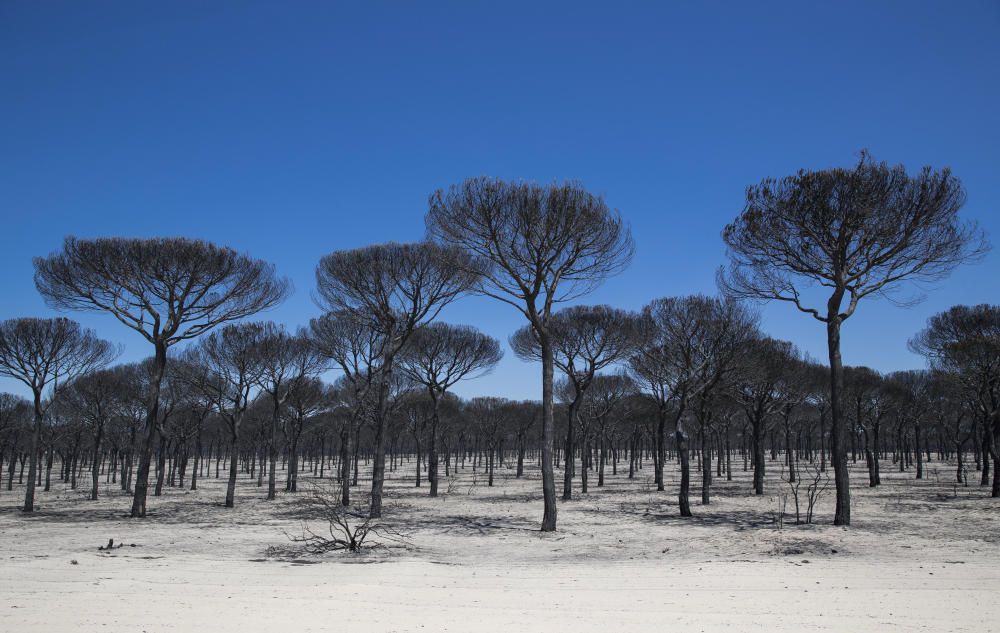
[0,154,994,552]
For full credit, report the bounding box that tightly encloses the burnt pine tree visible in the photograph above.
[629,295,757,515]
[0,317,116,511]
[729,341,802,495]
[909,304,1000,496]
[510,305,640,501]
[34,237,289,517]
[315,242,478,518]
[283,377,329,493]
[62,368,122,501]
[720,151,987,525]
[427,178,633,531]
[309,310,384,506]
[255,327,328,500]
[397,322,502,497]
[183,322,271,508]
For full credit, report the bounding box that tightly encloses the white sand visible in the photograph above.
[2,458,997,632]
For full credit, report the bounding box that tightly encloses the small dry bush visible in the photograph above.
[269,480,407,556]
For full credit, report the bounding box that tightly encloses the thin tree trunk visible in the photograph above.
[131,341,168,518]
[22,390,43,512]
[826,305,851,526]
[540,334,557,531]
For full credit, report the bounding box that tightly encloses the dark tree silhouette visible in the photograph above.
[255,326,328,500]
[510,305,639,500]
[466,396,512,487]
[63,368,122,500]
[34,237,289,517]
[183,322,271,508]
[910,304,1000,495]
[315,242,478,518]
[283,377,329,493]
[0,317,116,511]
[580,372,636,488]
[309,310,384,506]
[427,178,633,531]
[629,295,757,515]
[398,322,502,497]
[720,152,988,525]
[0,394,30,495]
[843,366,886,488]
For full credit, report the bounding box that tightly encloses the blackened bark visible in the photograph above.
[22,390,43,512]
[677,429,691,517]
[563,400,577,500]
[540,335,557,532]
[827,300,851,526]
[130,341,168,518]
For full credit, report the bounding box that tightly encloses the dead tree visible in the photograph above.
[0,394,30,494]
[280,480,406,555]
[310,310,384,506]
[580,372,636,488]
[730,338,798,496]
[428,178,633,530]
[510,305,639,500]
[62,368,122,500]
[183,322,271,507]
[910,304,1000,496]
[844,366,886,488]
[466,397,512,486]
[721,151,988,525]
[34,237,289,517]
[397,322,501,497]
[629,295,757,515]
[0,317,116,511]
[315,242,477,518]
[283,378,328,492]
[255,327,327,500]
[887,370,933,480]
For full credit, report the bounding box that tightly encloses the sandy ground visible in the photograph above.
[1,455,997,632]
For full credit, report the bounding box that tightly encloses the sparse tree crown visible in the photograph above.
[427,177,634,321]
[34,236,291,346]
[720,151,988,320]
[0,317,117,397]
[315,241,479,337]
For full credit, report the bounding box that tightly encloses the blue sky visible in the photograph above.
[1,1,998,400]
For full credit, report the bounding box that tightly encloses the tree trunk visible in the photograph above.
[540,334,557,531]
[22,390,43,512]
[190,428,201,491]
[369,347,393,519]
[516,432,525,478]
[655,406,667,491]
[154,433,167,496]
[287,432,299,493]
[130,341,168,518]
[91,426,104,501]
[340,425,351,505]
[429,394,440,497]
[752,411,765,495]
[267,400,280,500]
[701,430,711,505]
[915,421,924,480]
[864,427,877,488]
[677,428,692,517]
[225,433,238,508]
[598,434,606,487]
[563,398,577,500]
[826,303,851,526]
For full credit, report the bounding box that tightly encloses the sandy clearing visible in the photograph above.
[5,557,994,633]
[1,458,997,632]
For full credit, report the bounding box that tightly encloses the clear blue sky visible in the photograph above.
[2,1,998,400]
